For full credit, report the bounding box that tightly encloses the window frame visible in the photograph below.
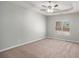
[55,20,70,35]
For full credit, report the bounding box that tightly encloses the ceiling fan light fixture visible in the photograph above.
[47,9,54,13]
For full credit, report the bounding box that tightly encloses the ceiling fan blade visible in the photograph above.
[40,9,46,11]
[54,4,58,7]
[41,5,47,8]
[48,1,52,3]
[53,8,65,13]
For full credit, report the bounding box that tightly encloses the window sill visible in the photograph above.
[56,31,70,36]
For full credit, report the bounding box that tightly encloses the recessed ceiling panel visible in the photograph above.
[27,1,73,14]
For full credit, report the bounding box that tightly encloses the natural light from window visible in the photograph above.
[55,20,70,35]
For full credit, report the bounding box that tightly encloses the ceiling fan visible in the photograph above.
[40,1,59,13]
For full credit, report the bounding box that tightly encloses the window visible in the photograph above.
[56,21,62,31]
[63,21,70,32]
[55,20,70,35]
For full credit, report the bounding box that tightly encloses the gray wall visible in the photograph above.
[47,13,79,42]
[0,2,46,50]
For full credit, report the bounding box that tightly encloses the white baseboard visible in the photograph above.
[0,37,45,52]
[47,36,79,43]
[1,37,79,53]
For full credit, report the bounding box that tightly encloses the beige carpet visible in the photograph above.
[0,38,79,58]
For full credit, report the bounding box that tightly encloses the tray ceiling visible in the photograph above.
[9,1,79,16]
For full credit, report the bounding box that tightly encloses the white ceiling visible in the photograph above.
[10,1,79,16]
